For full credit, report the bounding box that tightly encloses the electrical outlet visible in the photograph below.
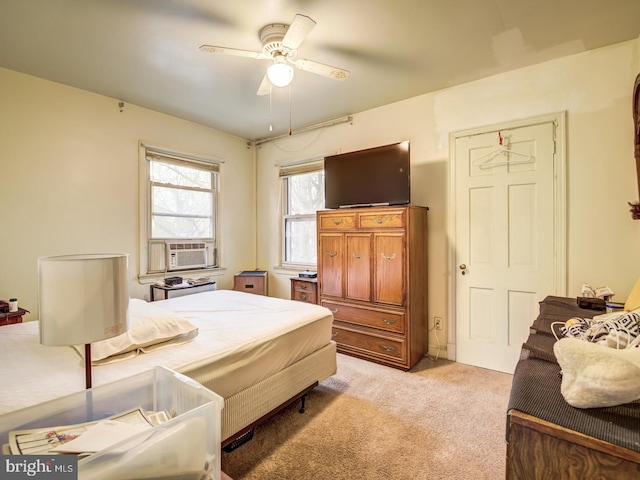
[434,317,442,330]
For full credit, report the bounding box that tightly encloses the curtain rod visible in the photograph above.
[140,142,225,164]
[254,115,353,146]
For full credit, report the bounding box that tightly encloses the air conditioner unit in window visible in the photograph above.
[166,241,208,271]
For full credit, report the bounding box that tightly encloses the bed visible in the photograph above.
[0,289,337,446]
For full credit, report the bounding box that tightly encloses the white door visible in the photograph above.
[453,117,563,373]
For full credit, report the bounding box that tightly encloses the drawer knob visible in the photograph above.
[352,252,363,259]
[374,216,389,224]
[325,251,338,258]
[381,253,396,261]
[329,308,338,314]
[380,343,397,352]
[381,317,397,325]
[332,219,344,225]
[300,284,307,289]
[300,294,307,301]
[332,332,338,338]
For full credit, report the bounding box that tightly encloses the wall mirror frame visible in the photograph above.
[631,73,640,220]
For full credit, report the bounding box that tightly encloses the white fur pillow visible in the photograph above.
[553,338,640,408]
[78,298,198,365]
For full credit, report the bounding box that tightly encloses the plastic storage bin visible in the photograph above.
[0,366,223,480]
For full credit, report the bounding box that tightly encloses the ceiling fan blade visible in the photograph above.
[199,44,269,60]
[281,14,316,51]
[295,58,350,80]
[256,74,271,96]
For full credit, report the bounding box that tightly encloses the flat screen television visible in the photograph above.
[324,141,410,209]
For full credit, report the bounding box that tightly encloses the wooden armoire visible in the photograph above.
[317,205,428,370]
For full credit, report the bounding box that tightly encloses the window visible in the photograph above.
[280,161,324,267]
[140,145,220,275]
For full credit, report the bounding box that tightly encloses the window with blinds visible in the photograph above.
[142,146,220,273]
[279,160,324,267]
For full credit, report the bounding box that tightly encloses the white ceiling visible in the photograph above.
[2,0,640,141]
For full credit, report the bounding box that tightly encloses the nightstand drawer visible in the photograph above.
[0,313,25,326]
[0,306,28,326]
[290,278,318,304]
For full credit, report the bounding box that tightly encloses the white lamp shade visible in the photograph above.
[267,62,294,87]
[39,254,130,346]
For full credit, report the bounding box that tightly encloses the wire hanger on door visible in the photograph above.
[472,131,534,169]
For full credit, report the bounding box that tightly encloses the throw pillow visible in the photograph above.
[553,337,640,408]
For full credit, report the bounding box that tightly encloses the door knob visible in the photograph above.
[459,264,467,270]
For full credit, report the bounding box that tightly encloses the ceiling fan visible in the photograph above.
[199,14,350,95]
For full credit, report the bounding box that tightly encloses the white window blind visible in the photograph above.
[146,149,219,240]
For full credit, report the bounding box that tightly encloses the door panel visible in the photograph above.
[509,183,536,267]
[374,233,405,306]
[469,187,493,265]
[508,291,537,347]
[469,287,493,341]
[319,233,344,298]
[346,233,372,301]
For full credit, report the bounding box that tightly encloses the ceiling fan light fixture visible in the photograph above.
[267,60,294,88]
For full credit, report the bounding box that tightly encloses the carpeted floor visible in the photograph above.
[221,353,513,480]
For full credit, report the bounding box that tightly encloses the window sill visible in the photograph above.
[273,265,317,276]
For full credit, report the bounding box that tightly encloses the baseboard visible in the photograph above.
[447,342,456,361]
[427,345,447,359]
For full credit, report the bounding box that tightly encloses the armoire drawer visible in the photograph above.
[358,209,406,229]
[318,212,356,230]
[332,324,407,364]
[322,300,406,334]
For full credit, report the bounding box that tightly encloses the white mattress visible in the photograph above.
[0,290,334,414]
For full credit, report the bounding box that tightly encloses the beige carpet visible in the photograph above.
[222,353,513,480]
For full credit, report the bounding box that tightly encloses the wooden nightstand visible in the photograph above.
[233,271,268,296]
[290,277,318,304]
[0,307,28,326]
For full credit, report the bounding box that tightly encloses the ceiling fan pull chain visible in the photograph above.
[288,84,292,135]
[269,86,273,132]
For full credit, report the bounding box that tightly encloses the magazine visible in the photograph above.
[7,406,169,456]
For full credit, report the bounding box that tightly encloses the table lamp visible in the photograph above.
[39,254,130,389]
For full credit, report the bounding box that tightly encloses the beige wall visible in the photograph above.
[0,67,256,320]
[2,37,639,357]
[256,39,640,356]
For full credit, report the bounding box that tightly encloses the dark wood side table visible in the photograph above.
[290,277,318,304]
[233,271,268,296]
[150,281,216,301]
[0,307,29,326]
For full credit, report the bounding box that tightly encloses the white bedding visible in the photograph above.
[0,290,334,414]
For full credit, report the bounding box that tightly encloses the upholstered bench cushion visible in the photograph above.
[531,296,595,336]
[508,296,640,453]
